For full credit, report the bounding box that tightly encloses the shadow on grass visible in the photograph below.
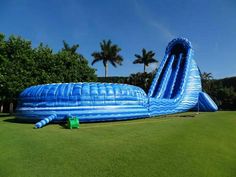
[0,114,11,117]
[179,114,196,117]
[3,118,34,124]
[59,123,67,129]
[2,113,199,129]
[163,113,198,118]
[3,118,69,129]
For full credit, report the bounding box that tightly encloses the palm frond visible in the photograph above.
[91,52,103,59]
[142,48,146,57]
[133,58,143,64]
[62,40,69,50]
[110,60,117,67]
[134,54,141,59]
[148,58,158,63]
[147,51,155,58]
[71,44,79,53]
[91,58,103,65]
[115,55,123,65]
[62,40,79,53]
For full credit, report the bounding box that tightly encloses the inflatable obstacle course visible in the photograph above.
[16,38,218,128]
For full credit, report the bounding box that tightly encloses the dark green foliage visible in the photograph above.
[33,45,96,84]
[201,73,236,110]
[0,35,35,102]
[201,72,213,93]
[218,77,236,89]
[126,72,155,93]
[208,81,236,110]
[0,34,97,112]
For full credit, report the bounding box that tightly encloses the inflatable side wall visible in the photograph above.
[192,92,218,112]
[16,38,218,127]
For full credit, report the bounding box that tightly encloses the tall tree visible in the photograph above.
[133,48,158,73]
[91,40,123,78]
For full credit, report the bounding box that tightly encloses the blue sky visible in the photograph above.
[0,0,235,78]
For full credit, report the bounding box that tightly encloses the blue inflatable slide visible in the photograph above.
[16,38,218,128]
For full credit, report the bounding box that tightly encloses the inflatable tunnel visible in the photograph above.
[16,38,218,127]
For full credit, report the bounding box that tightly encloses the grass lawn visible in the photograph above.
[0,111,236,177]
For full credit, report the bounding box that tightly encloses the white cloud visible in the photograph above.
[149,21,175,39]
[133,0,175,40]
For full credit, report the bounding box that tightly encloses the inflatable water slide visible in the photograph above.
[16,38,218,128]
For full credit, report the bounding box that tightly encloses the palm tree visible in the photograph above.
[91,40,123,78]
[133,48,158,73]
[62,40,79,54]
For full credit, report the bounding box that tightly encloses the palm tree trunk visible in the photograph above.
[144,64,146,73]
[9,102,14,115]
[0,104,3,113]
[105,62,108,78]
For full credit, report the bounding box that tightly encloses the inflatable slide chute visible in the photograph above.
[16,38,218,127]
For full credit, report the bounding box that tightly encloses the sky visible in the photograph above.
[0,0,236,78]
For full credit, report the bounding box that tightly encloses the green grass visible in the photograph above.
[0,112,236,177]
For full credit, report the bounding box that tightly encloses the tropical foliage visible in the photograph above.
[201,72,213,93]
[133,48,158,72]
[126,72,155,93]
[201,73,236,110]
[91,40,123,78]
